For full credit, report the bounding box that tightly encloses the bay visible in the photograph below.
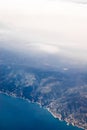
[0,93,82,130]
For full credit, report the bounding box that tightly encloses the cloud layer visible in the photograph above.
[0,0,87,64]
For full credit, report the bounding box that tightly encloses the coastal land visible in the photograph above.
[0,49,87,130]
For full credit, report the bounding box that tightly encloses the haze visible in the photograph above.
[0,0,87,63]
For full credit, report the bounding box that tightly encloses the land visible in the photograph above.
[0,49,87,130]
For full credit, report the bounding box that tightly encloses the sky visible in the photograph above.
[0,0,87,63]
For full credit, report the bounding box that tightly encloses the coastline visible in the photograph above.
[45,107,84,130]
[45,108,84,130]
[0,91,84,130]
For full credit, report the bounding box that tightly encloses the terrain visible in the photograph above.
[0,48,87,130]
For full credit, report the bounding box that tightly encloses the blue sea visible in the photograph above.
[0,93,82,130]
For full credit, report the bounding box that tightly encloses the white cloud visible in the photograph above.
[0,0,87,63]
[28,43,60,54]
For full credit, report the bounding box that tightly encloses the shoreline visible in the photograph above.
[0,91,84,130]
[46,108,84,130]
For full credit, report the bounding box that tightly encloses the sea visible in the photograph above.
[0,93,82,130]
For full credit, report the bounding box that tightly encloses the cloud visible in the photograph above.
[67,0,87,4]
[0,0,87,64]
[29,44,60,54]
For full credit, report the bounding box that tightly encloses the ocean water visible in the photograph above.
[0,93,82,130]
